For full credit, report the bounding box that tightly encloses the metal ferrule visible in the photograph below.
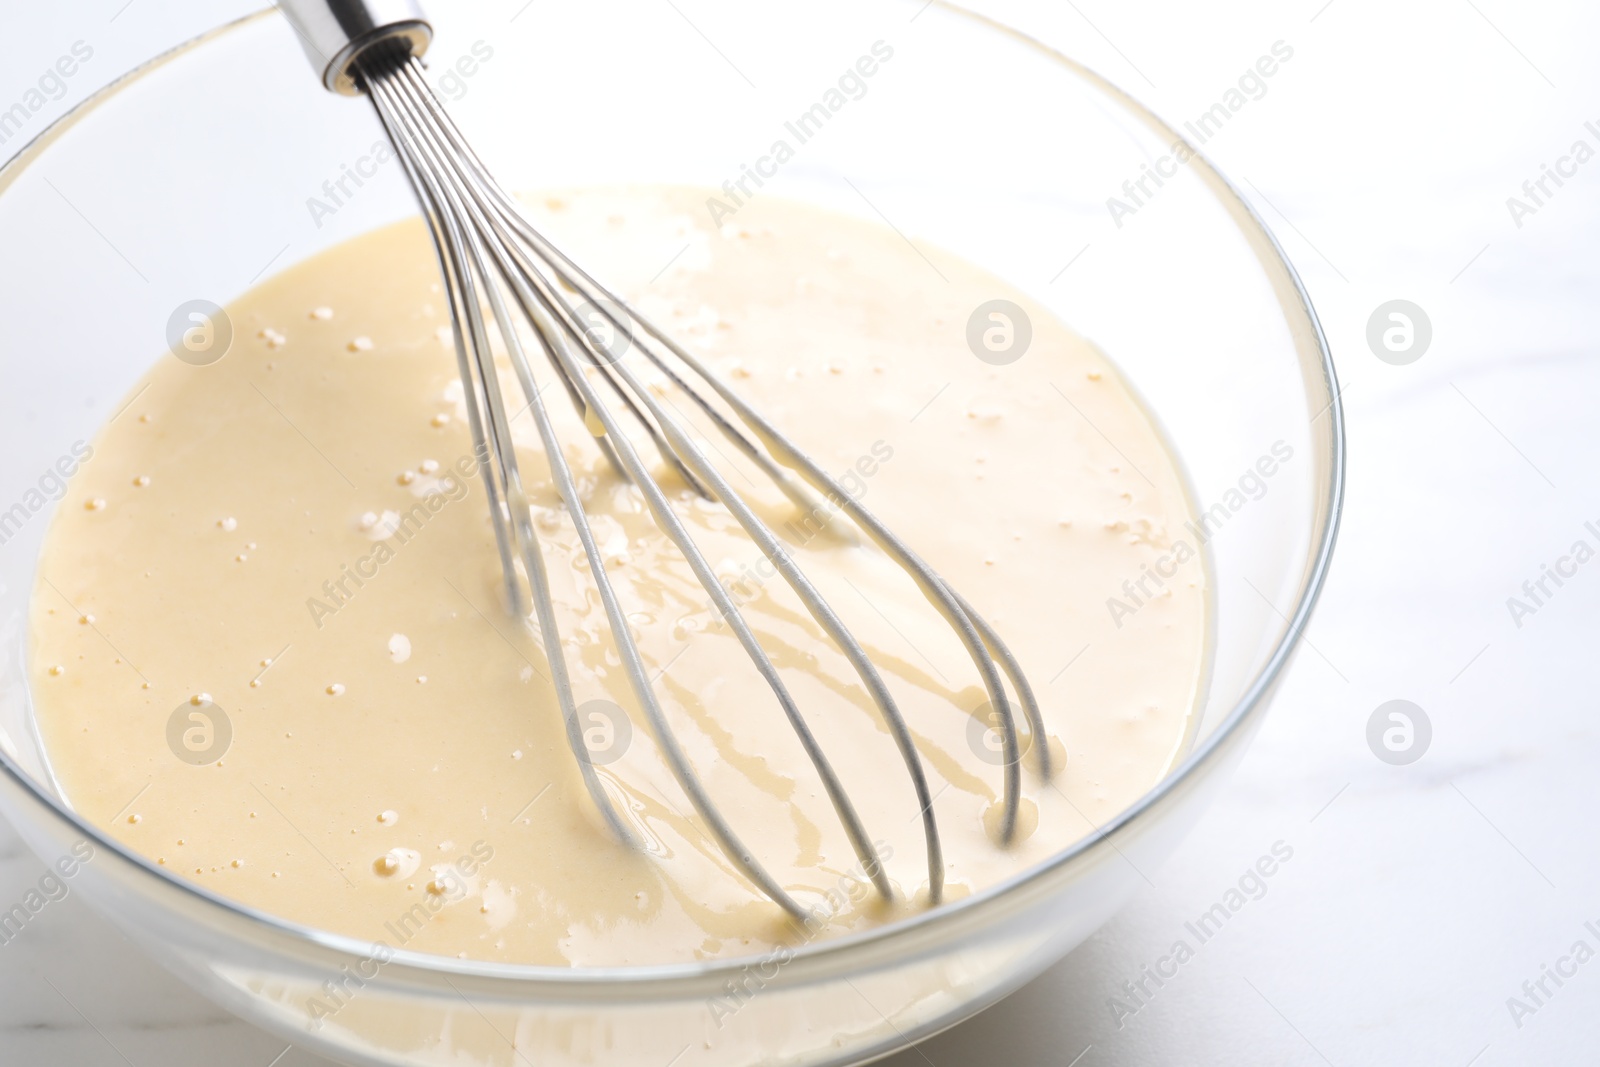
[276,0,433,95]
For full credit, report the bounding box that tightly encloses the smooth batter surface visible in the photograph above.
[28,187,1208,966]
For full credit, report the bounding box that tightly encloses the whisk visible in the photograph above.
[278,0,1052,921]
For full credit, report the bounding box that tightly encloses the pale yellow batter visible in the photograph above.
[28,187,1207,966]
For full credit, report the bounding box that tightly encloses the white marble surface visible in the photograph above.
[3,1,1598,1064]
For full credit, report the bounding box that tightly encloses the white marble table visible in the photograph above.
[3,1,1597,1064]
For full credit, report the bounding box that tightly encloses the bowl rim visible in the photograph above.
[0,0,1345,988]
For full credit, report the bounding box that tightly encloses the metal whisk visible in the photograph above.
[279,0,1051,921]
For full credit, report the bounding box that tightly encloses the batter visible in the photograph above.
[28,187,1208,966]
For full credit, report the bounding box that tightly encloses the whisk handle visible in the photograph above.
[276,0,433,96]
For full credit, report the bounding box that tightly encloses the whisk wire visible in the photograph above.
[369,60,845,918]
[358,49,1052,919]
[401,74,1050,795]
[365,68,646,856]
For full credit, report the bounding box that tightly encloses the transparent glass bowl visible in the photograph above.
[0,3,1342,1065]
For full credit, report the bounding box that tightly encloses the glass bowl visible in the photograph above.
[0,2,1342,1065]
